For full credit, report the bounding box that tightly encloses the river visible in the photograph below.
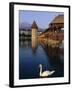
[19,40,64,79]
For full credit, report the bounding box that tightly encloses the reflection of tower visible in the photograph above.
[31,21,38,50]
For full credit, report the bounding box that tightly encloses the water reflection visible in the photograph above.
[32,38,38,53]
[19,40,64,79]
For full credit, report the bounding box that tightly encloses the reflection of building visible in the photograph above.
[31,21,38,49]
[19,40,31,48]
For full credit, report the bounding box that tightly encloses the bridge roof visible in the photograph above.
[50,15,64,24]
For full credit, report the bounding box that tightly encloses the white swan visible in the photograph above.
[39,64,55,77]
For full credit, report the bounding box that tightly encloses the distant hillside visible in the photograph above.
[19,22,31,30]
[19,22,45,32]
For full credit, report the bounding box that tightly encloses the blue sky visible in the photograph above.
[19,10,63,29]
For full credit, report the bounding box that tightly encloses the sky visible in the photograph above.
[19,10,64,29]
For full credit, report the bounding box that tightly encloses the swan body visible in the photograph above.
[39,64,55,77]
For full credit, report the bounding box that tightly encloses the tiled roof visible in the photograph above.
[51,15,64,24]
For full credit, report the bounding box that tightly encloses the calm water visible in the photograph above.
[19,40,64,79]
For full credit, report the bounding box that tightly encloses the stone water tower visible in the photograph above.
[31,21,38,50]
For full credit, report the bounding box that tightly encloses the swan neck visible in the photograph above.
[40,65,42,75]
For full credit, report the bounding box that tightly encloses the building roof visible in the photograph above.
[50,15,64,24]
[31,21,38,29]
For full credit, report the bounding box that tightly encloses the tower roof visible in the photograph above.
[31,21,38,29]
